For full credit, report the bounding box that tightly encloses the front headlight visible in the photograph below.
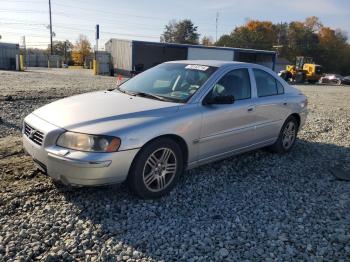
[56,132,121,152]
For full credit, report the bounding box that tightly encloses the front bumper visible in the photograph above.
[299,108,308,130]
[23,114,139,186]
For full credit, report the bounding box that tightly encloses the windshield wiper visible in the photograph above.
[130,91,175,102]
[115,86,135,96]
[116,88,181,103]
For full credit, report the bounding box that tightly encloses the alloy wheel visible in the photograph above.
[142,148,177,192]
[282,121,296,149]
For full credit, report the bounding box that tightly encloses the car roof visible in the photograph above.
[166,60,253,68]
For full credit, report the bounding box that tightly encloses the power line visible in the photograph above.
[0,4,234,43]
[0,4,234,29]
[1,18,227,35]
[0,21,161,33]
[1,19,230,41]
[52,2,234,28]
[0,20,166,39]
[0,0,44,3]
[0,8,69,16]
[0,26,161,40]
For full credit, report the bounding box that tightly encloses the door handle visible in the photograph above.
[247,106,255,112]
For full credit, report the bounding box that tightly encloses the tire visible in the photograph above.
[279,71,292,82]
[308,79,318,84]
[279,71,288,81]
[127,138,184,199]
[295,72,305,84]
[270,116,299,154]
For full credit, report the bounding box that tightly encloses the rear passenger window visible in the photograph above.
[253,69,283,97]
[277,80,284,94]
[213,69,251,100]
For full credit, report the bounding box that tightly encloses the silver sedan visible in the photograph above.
[23,60,308,198]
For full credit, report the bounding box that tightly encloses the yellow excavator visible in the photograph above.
[279,56,322,84]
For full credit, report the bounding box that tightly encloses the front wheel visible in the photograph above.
[335,79,342,85]
[308,79,318,84]
[127,138,183,199]
[295,72,305,84]
[270,116,298,154]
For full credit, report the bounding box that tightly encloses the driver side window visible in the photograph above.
[212,69,251,100]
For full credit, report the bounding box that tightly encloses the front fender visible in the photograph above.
[116,104,202,164]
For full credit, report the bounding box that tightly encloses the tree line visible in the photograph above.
[161,17,350,75]
[25,16,349,75]
[25,35,91,66]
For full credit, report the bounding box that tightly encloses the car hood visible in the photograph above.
[33,91,181,134]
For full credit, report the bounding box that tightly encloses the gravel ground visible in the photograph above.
[0,68,349,261]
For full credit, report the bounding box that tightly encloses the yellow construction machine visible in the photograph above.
[279,56,322,84]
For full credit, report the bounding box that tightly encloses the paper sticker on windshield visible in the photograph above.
[185,65,209,71]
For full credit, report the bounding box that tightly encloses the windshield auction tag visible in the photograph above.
[185,65,209,71]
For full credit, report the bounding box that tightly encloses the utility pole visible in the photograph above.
[64,41,67,64]
[215,12,219,43]
[273,22,284,56]
[49,0,53,55]
[95,24,99,59]
[22,36,26,68]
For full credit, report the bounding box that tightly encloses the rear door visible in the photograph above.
[252,68,289,141]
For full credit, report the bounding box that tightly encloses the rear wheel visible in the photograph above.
[279,71,288,81]
[295,72,305,84]
[127,138,183,199]
[270,116,298,154]
[308,79,318,84]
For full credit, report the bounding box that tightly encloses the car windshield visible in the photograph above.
[117,63,217,103]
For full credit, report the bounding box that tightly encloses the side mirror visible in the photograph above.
[203,95,235,105]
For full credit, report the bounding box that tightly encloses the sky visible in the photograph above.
[0,0,349,50]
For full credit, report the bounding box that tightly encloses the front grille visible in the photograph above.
[24,122,45,146]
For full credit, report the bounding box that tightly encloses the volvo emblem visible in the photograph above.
[29,129,36,139]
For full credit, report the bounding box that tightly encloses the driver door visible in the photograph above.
[197,68,257,162]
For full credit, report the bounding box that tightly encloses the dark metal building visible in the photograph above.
[0,42,20,70]
[105,39,276,75]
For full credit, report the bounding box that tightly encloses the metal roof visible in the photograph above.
[0,42,20,48]
[166,60,252,67]
[108,38,276,55]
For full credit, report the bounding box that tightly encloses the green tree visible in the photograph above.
[160,20,177,43]
[215,34,233,47]
[215,16,350,75]
[161,19,200,44]
[47,40,73,57]
[47,40,73,63]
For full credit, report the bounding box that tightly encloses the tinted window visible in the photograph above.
[254,69,284,97]
[276,80,284,94]
[212,69,251,100]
